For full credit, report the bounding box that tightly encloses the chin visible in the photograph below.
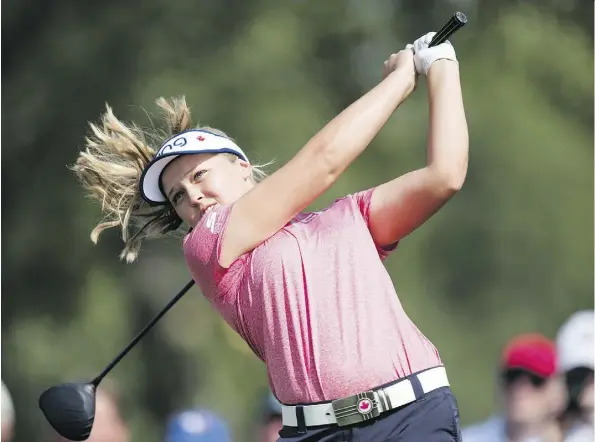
[187,215,202,227]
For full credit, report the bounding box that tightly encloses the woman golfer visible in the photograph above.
[75,32,468,442]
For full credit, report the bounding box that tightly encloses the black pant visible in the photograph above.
[278,387,462,442]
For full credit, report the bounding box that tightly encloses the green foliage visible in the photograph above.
[2,2,592,442]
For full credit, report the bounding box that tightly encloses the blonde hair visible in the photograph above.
[72,96,270,263]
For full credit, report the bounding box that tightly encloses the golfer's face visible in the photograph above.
[162,153,253,226]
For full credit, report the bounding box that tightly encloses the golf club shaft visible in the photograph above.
[92,279,196,386]
[429,12,467,47]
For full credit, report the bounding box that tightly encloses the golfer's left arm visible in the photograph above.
[368,60,468,247]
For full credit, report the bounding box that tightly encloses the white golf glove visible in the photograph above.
[405,32,458,76]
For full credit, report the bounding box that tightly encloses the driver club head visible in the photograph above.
[38,280,196,440]
[39,382,96,441]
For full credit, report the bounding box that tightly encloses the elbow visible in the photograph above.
[433,162,468,196]
[303,140,341,187]
[315,141,343,183]
[427,134,469,195]
[445,168,467,193]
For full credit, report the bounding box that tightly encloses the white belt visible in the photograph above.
[281,366,449,428]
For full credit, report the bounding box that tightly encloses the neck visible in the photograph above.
[564,407,594,430]
[505,420,554,442]
[575,408,594,428]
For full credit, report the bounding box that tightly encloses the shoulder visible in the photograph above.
[183,205,232,253]
[183,204,247,299]
[335,189,376,205]
[565,423,594,442]
[325,189,377,216]
[183,204,243,282]
[293,194,366,229]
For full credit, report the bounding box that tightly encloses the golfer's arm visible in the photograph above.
[219,68,414,267]
[368,61,469,247]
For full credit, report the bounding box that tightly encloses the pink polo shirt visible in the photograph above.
[183,188,442,404]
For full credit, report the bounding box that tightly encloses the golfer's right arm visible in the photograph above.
[219,55,415,267]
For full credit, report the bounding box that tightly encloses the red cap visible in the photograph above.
[501,333,557,378]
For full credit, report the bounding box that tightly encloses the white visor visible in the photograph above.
[140,129,249,204]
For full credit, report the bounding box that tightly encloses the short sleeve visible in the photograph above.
[182,205,246,300]
[350,187,399,260]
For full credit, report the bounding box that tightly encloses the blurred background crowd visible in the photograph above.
[2,310,593,442]
[2,0,592,441]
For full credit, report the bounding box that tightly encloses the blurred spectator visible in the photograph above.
[462,333,566,442]
[1,381,15,442]
[256,391,283,442]
[164,408,232,442]
[556,310,594,442]
[53,383,129,442]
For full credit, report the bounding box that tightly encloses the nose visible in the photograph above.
[186,187,203,207]
[508,377,537,397]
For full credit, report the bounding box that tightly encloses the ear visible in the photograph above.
[237,159,252,180]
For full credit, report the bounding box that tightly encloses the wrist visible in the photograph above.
[427,59,459,79]
[426,61,462,101]
[388,66,415,97]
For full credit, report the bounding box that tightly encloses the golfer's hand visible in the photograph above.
[382,49,415,83]
[382,49,416,99]
[406,32,458,76]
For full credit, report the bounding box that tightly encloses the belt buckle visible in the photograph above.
[331,391,380,427]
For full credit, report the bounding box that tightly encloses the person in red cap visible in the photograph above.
[462,333,566,442]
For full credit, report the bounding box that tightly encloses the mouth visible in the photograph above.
[202,204,217,216]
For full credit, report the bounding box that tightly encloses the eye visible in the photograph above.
[172,190,185,205]
[193,170,206,181]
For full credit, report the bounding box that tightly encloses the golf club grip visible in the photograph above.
[92,279,196,386]
[429,12,467,47]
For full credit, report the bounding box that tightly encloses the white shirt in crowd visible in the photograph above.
[563,422,594,442]
[462,415,548,442]
[462,415,594,442]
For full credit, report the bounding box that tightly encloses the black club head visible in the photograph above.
[39,382,96,441]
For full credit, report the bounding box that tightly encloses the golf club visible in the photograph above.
[38,12,468,442]
[429,12,467,47]
[38,279,195,441]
